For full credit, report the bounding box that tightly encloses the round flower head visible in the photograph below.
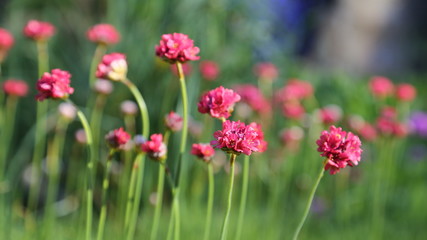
[409,112,427,137]
[395,83,416,102]
[198,86,241,120]
[248,122,268,152]
[120,100,138,116]
[36,69,74,101]
[318,105,342,125]
[254,62,278,81]
[141,134,167,161]
[282,101,305,120]
[316,125,362,175]
[369,76,394,98]
[155,33,200,63]
[200,61,219,81]
[191,143,215,163]
[58,102,77,121]
[234,84,271,114]
[275,79,313,103]
[94,79,114,95]
[86,24,120,45]
[96,53,127,81]
[3,79,28,97]
[0,28,14,62]
[211,120,260,156]
[23,20,55,41]
[105,127,131,150]
[165,111,183,132]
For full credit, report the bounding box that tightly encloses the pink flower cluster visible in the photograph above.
[248,122,268,152]
[211,120,263,156]
[376,107,408,137]
[155,33,200,63]
[2,79,28,97]
[141,134,167,161]
[105,127,131,149]
[199,61,219,81]
[87,24,120,45]
[191,143,215,162]
[234,84,271,114]
[316,126,362,175]
[369,76,416,102]
[165,111,183,132]
[275,79,313,120]
[23,20,55,41]
[96,53,127,81]
[36,69,74,101]
[0,28,14,62]
[254,62,278,81]
[198,86,241,119]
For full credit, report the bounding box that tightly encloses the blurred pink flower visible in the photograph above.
[316,125,362,175]
[191,143,215,162]
[105,127,131,150]
[211,120,260,156]
[198,86,241,119]
[358,123,377,142]
[280,126,304,151]
[96,53,127,81]
[369,76,394,98]
[94,79,114,95]
[155,33,200,63]
[275,79,313,103]
[3,79,28,97]
[319,105,342,125]
[141,134,167,161]
[0,28,14,62]
[282,101,305,120]
[170,63,192,76]
[165,111,183,132]
[120,100,138,116]
[395,83,416,102]
[234,84,271,114]
[200,61,219,81]
[36,69,74,101]
[23,20,55,41]
[87,24,120,45]
[248,122,268,152]
[254,62,278,80]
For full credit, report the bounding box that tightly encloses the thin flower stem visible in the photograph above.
[150,162,166,240]
[96,149,116,240]
[220,154,237,240]
[122,78,150,138]
[166,203,175,240]
[292,162,325,240]
[0,96,18,180]
[203,163,215,240]
[235,155,250,240]
[89,44,107,88]
[123,158,138,230]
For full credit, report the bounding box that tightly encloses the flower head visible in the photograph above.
[191,143,215,162]
[254,62,278,81]
[282,101,305,120]
[200,61,219,81]
[36,69,74,101]
[86,24,120,45]
[155,33,200,63]
[275,79,313,102]
[198,86,241,119]
[316,126,362,175]
[3,79,28,97]
[96,53,127,81]
[141,134,167,161]
[409,112,427,137]
[0,28,14,62]
[248,122,268,152]
[105,127,131,150]
[58,102,77,121]
[234,84,271,114]
[395,83,416,102]
[165,111,183,132]
[318,105,342,125]
[120,100,138,116]
[211,120,260,156]
[23,20,55,41]
[369,76,394,98]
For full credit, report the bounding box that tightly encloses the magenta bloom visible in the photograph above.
[234,84,271,114]
[96,53,127,81]
[395,83,416,102]
[3,79,28,97]
[0,28,14,62]
[155,33,200,63]
[369,76,394,98]
[36,69,74,101]
[191,143,215,162]
[319,105,342,125]
[105,127,131,149]
[211,120,260,156]
[87,24,120,45]
[282,101,305,120]
[254,62,278,80]
[199,61,219,81]
[248,122,268,152]
[165,111,183,132]
[316,126,362,175]
[275,79,314,103]
[23,20,55,41]
[141,134,167,161]
[198,86,241,119]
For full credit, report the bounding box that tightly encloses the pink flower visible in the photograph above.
[198,86,241,119]
[358,123,377,142]
[316,126,362,175]
[23,20,55,41]
[105,127,131,149]
[200,61,219,81]
[282,101,305,120]
[0,28,14,62]
[155,33,200,63]
[319,105,342,125]
[280,126,304,151]
[3,79,28,97]
[86,24,120,45]
[36,69,74,101]
[211,120,260,156]
[141,134,167,161]
[234,84,271,114]
[248,122,268,152]
[165,111,183,132]
[369,76,394,98]
[395,83,416,102]
[254,62,278,80]
[191,143,215,162]
[275,79,313,102]
[96,53,127,81]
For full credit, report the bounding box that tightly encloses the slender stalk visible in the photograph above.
[0,96,18,180]
[203,163,215,240]
[220,154,237,240]
[292,162,325,240]
[235,155,250,240]
[89,93,107,170]
[96,149,116,240]
[123,159,138,230]
[166,203,175,240]
[89,44,107,88]
[122,78,149,138]
[150,162,166,240]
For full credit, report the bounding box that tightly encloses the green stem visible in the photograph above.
[175,62,188,186]
[96,149,115,240]
[166,203,175,240]
[36,40,49,77]
[235,155,250,240]
[89,44,107,88]
[150,162,166,240]
[292,162,325,240]
[124,158,138,231]
[203,163,215,240]
[220,154,237,240]
[122,79,149,138]
[90,94,107,169]
[0,96,18,180]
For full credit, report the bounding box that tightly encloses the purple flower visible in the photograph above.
[409,112,427,137]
